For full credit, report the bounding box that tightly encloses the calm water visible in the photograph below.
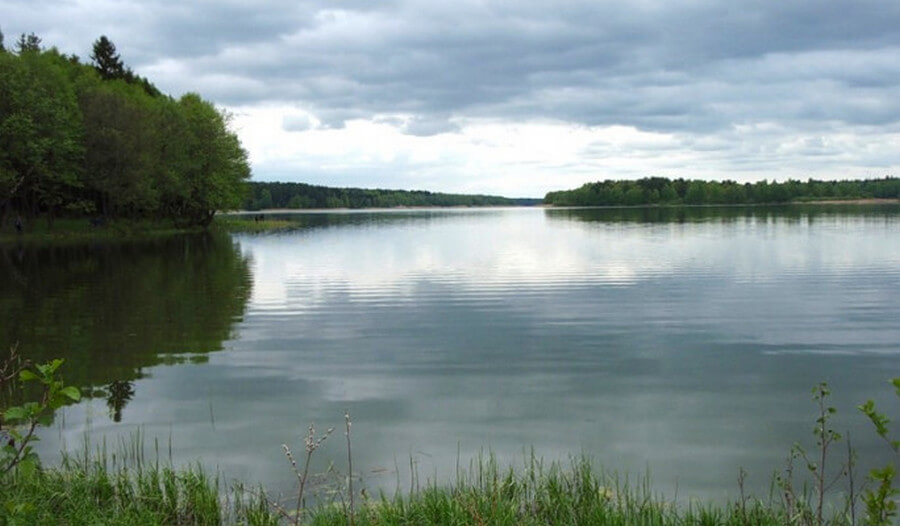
[2,205,898,501]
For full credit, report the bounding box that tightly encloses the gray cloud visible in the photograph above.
[3,0,900,190]
[281,113,316,132]
[8,1,898,127]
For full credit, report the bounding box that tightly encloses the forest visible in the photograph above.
[544,176,900,206]
[0,32,250,227]
[244,181,539,210]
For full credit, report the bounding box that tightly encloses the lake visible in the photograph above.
[2,204,898,502]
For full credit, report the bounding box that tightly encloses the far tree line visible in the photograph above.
[544,177,900,207]
[245,181,540,210]
[0,31,250,227]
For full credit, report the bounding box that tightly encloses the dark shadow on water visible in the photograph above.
[231,208,525,233]
[0,232,252,420]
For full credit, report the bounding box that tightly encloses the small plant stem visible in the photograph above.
[817,391,827,526]
[1,419,37,475]
[345,410,354,526]
[847,432,856,526]
[296,449,312,526]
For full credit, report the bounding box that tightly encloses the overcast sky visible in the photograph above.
[4,1,900,196]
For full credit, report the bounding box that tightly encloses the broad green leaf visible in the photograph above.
[3,406,29,422]
[59,386,81,402]
[18,370,37,381]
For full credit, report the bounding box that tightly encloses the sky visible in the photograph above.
[4,0,900,197]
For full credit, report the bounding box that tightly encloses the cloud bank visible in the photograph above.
[4,0,900,195]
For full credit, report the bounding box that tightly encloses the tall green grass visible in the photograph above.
[307,454,791,526]
[0,443,278,526]
[0,446,874,525]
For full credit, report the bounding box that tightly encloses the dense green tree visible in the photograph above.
[258,189,273,209]
[79,83,156,216]
[0,51,83,224]
[660,184,678,203]
[177,94,250,226]
[0,27,5,53]
[145,97,193,219]
[0,34,252,227]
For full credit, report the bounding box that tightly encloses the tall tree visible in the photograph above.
[0,27,6,53]
[178,94,250,226]
[90,36,125,80]
[15,33,41,53]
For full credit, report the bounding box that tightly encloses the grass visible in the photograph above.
[0,440,280,526]
[2,449,794,526]
[3,434,888,526]
[306,454,793,526]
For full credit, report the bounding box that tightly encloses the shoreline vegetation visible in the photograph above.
[3,385,898,526]
[0,448,801,525]
[543,176,899,207]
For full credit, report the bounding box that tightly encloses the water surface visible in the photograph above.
[2,205,898,501]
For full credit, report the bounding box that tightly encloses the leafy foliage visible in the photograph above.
[857,378,899,526]
[0,34,249,228]
[0,50,83,224]
[1,351,80,476]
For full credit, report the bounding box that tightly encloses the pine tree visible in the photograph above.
[15,32,41,53]
[91,35,125,80]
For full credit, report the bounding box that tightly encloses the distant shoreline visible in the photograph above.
[541,198,900,209]
[225,204,539,214]
[231,197,900,214]
[789,197,900,205]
